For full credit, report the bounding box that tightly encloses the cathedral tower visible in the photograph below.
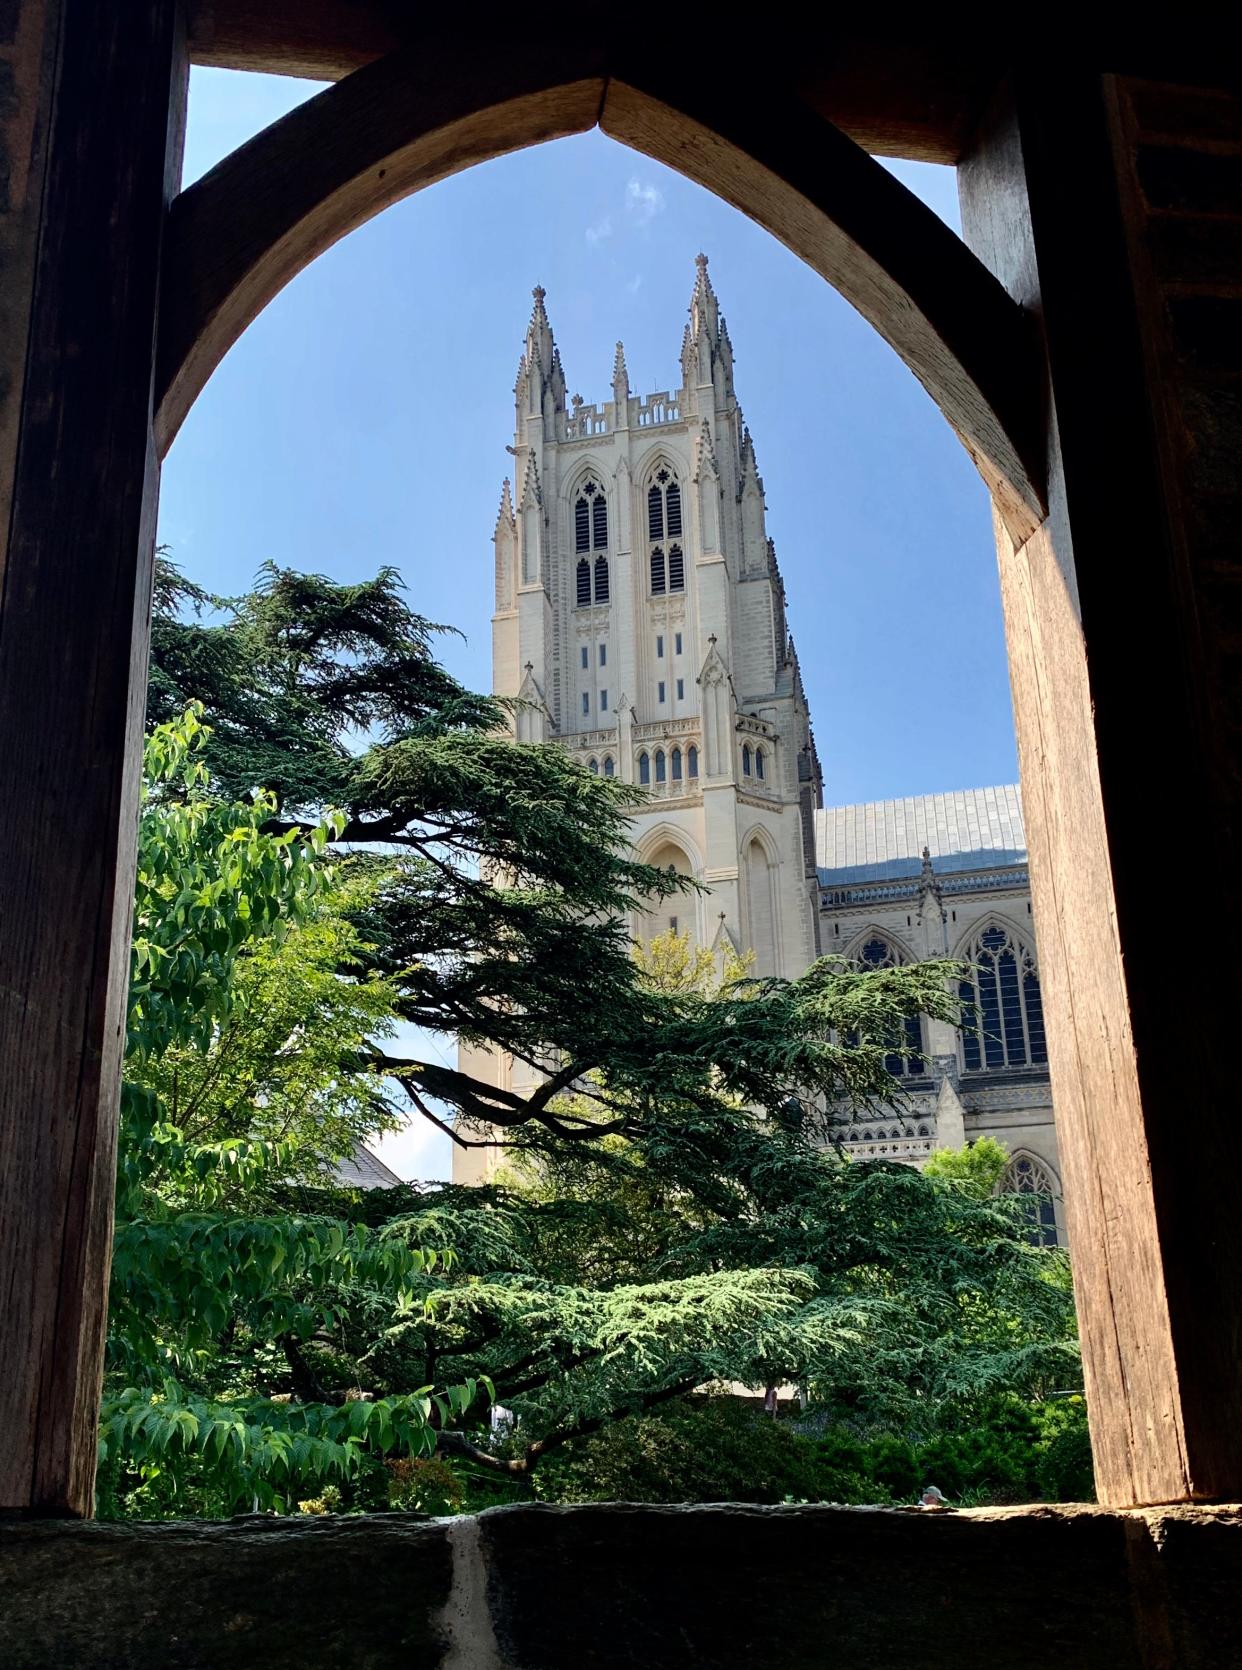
[492,257,823,975]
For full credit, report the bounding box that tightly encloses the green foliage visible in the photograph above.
[807,1395,1094,1506]
[102,710,481,1518]
[531,1394,1095,1509]
[535,1396,821,1506]
[110,562,1084,1517]
[146,560,961,1149]
[923,1136,1012,1199]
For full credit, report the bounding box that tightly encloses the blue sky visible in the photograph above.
[162,69,1019,1179]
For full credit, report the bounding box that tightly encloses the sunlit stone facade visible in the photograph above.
[455,263,1061,1239]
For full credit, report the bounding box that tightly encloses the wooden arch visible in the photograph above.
[155,38,1046,540]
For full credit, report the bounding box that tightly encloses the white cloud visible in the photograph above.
[626,274,644,295]
[585,214,613,246]
[625,177,665,226]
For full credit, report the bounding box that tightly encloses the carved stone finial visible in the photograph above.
[532,285,546,303]
[571,392,583,409]
[695,252,709,271]
[524,661,534,674]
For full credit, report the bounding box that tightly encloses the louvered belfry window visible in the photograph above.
[648,468,683,595]
[575,481,609,604]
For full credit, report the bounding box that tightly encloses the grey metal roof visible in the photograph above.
[331,1145,404,1190]
[816,786,1026,884]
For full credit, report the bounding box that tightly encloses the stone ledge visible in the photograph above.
[1,1501,1240,1668]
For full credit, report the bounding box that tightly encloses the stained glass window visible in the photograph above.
[1002,1153,1059,1246]
[671,747,682,780]
[655,749,666,783]
[638,752,650,786]
[958,923,1048,1071]
[855,936,923,1076]
[687,745,699,778]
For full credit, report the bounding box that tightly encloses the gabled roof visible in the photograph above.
[332,1145,403,1190]
[815,786,1026,885]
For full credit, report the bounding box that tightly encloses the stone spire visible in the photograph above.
[494,475,515,535]
[680,322,695,390]
[690,252,720,345]
[684,253,736,405]
[494,478,516,611]
[612,340,629,403]
[525,284,556,375]
[518,284,566,426]
[917,846,948,954]
[519,447,542,510]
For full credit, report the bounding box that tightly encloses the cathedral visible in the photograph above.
[454,258,1062,1241]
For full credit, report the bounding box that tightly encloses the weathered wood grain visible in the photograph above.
[599,66,1046,541]
[961,75,1242,1504]
[182,4,998,163]
[0,0,186,1516]
[154,41,606,454]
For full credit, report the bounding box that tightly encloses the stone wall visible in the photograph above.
[2,1501,1241,1668]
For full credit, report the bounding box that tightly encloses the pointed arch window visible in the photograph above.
[1002,1153,1059,1246]
[852,935,924,1077]
[576,480,608,556]
[958,923,1047,1072]
[648,469,682,593]
[671,746,683,781]
[655,749,667,784]
[576,559,591,607]
[603,756,615,778]
[687,745,699,779]
[638,751,651,786]
[742,743,752,776]
[755,746,765,781]
[588,758,599,774]
[593,555,610,603]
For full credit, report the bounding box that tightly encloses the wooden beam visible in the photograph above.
[156,36,1046,544]
[961,74,1242,1505]
[0,1,186,1517]
[182,5,998,162]
[155,41,605,454]
[599,62,1046,542]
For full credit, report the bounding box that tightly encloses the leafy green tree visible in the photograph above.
[111,562,1081,1514]
[147,559,957,1152]
[100,710,478,1519]
[923,1135,1011,1198]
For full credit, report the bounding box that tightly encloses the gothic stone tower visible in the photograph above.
[455,258,823,1183]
